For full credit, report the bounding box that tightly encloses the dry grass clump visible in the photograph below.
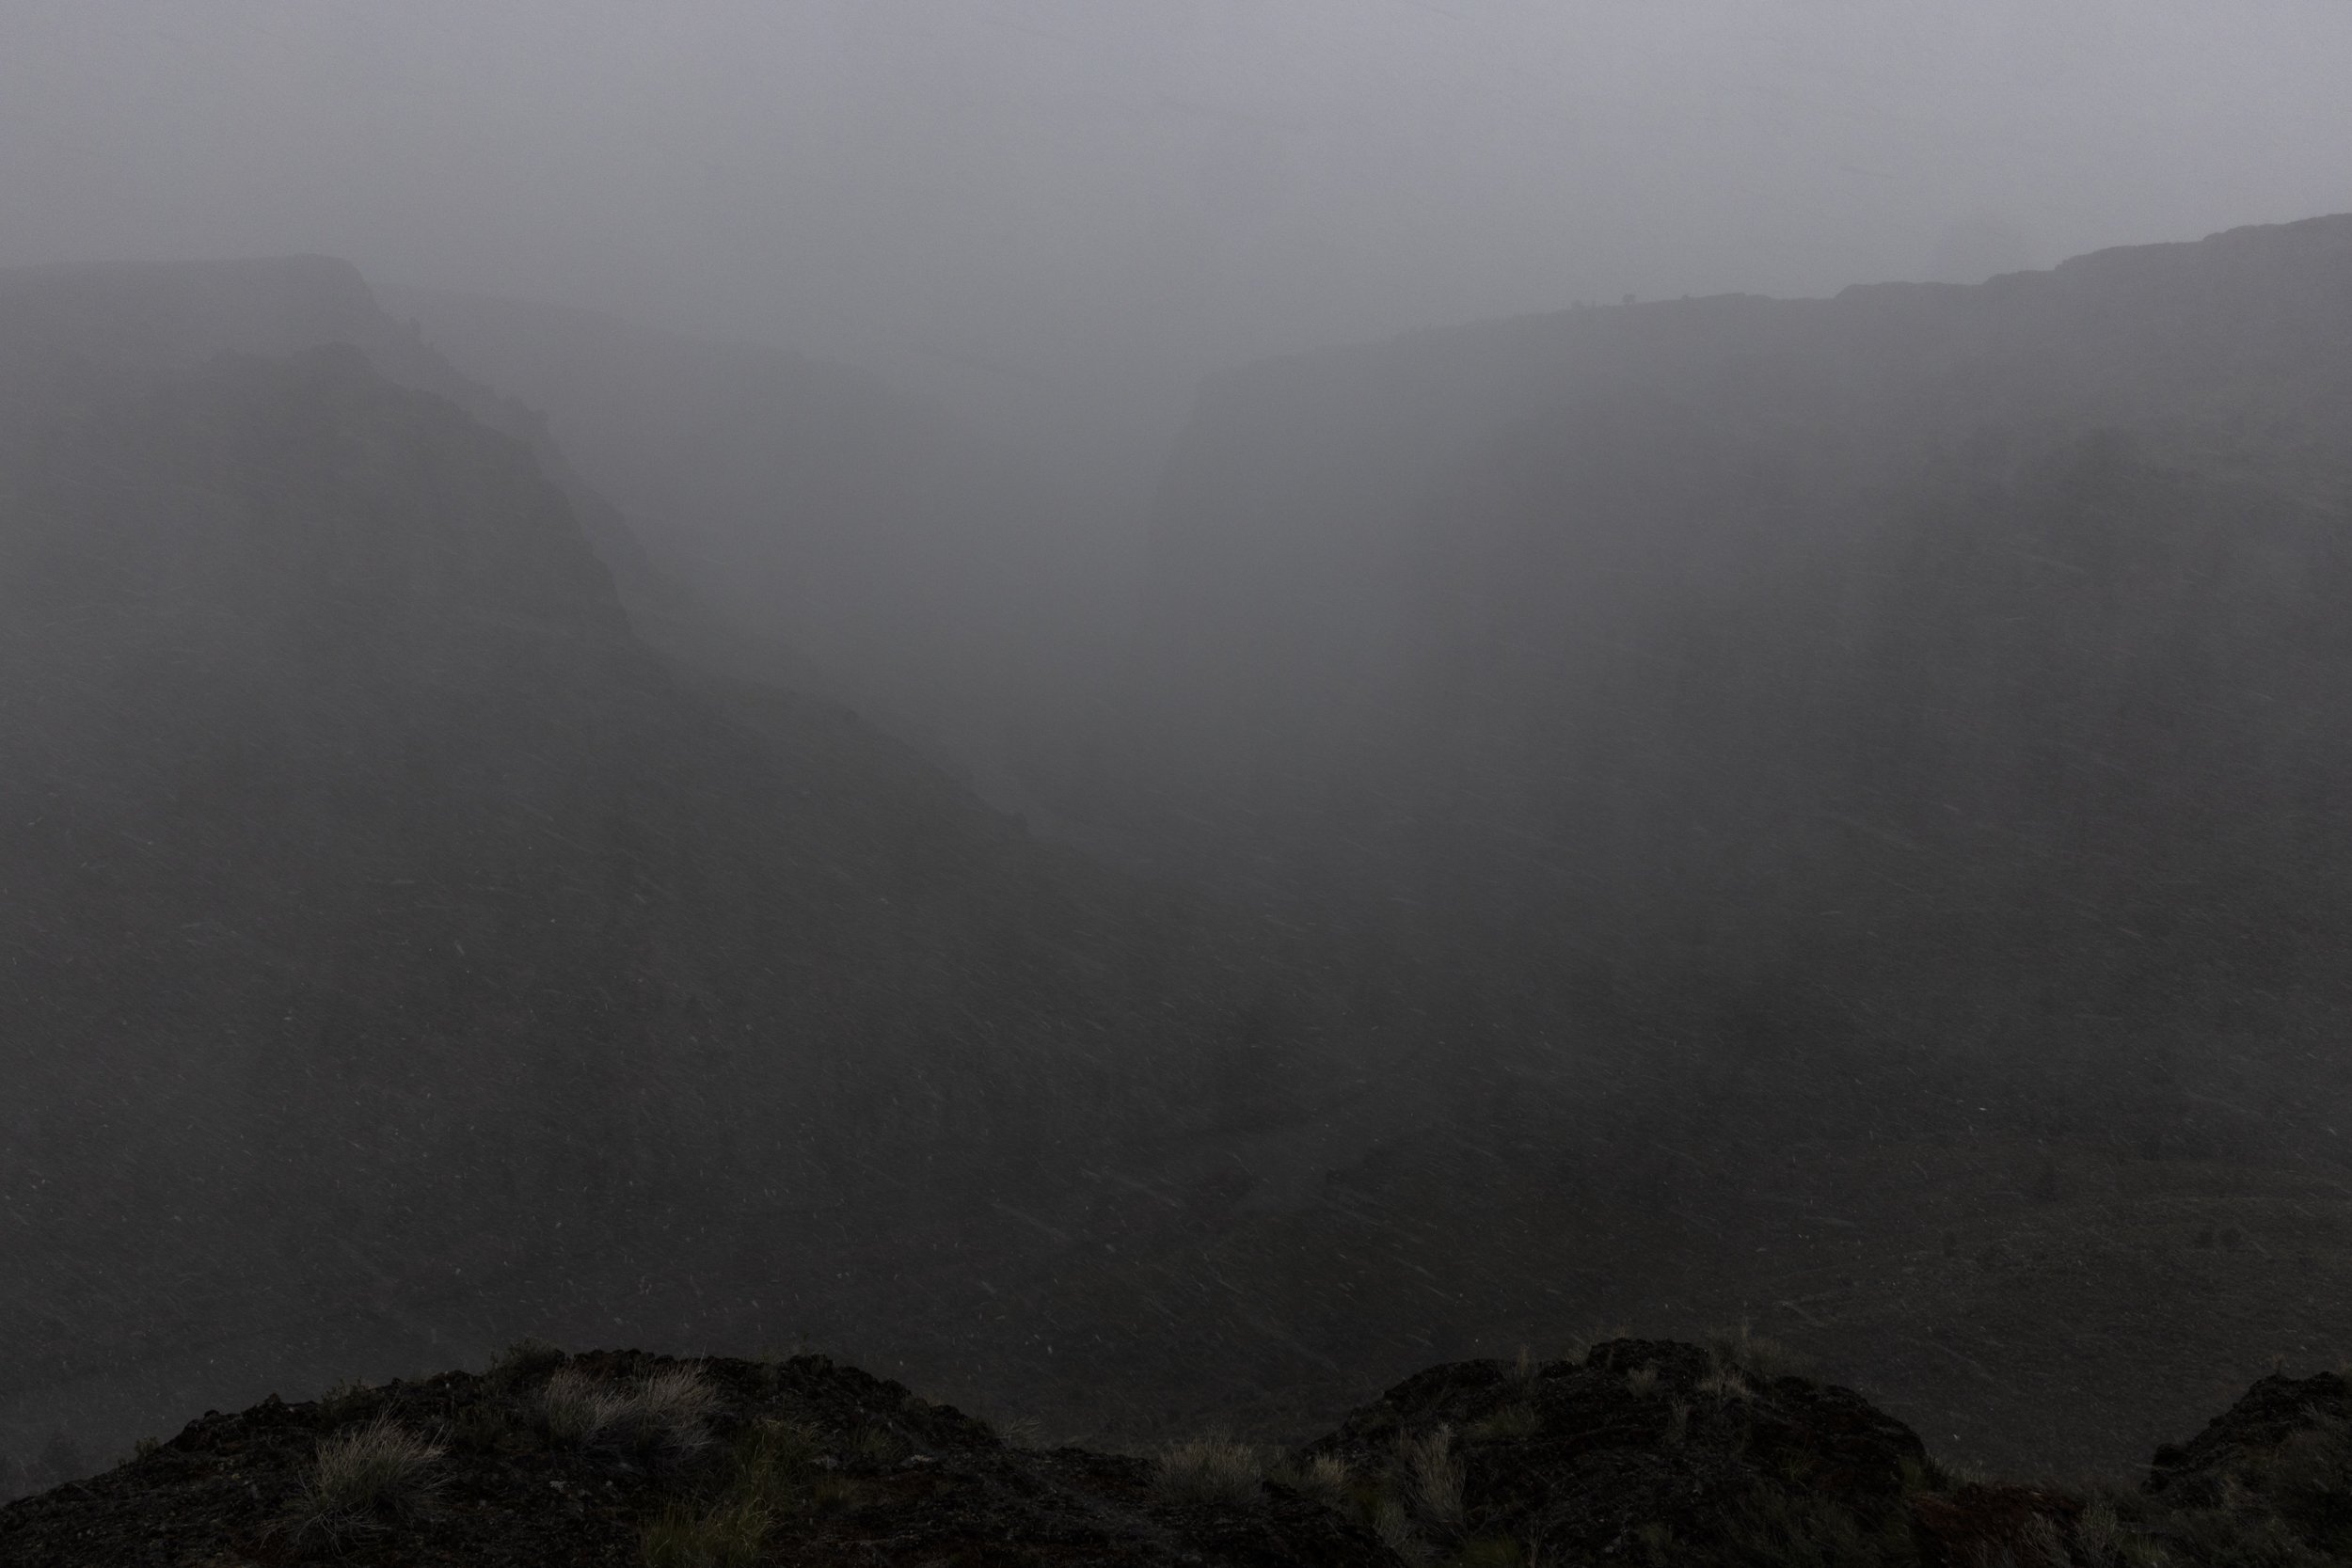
[450,1398,521,1454]
[1154,1436,1267,1508]
[1695,1365,1753,1402]
[608,1368,720,1461]
[1624,1363,1661,1397]
[1287,1451,1355,1512]
[2073,1497,2130,1564]
[639,1496,770,1568]
[1404,1426,1464,1529]
[539,1366,627,1447]
[641,1416,840,1568]
[1372,1494,1427,1564]
[993,1415,1045,1450]
[848,1420,910,1466]
[1705,1321,1809,1382]
[636,1414,835,1565]
[1289,1431,1469,1567]
[730,1417,822,1513]
[295,1415,442,1541]
[487,1337,566,1383]
[1470,1403,1541,1442]
[538,1365,718,1462]
[2012,1512,2074,1568]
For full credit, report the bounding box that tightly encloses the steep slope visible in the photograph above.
[381,286,1131,799]
[1050,214,2352,1138]
[0,257,659,587]
[0,320,1375,1488]
[968,217,2352,1475]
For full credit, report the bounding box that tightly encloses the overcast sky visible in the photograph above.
[6,1,2349,451]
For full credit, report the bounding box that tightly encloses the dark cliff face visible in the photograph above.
[7,345,658,1276]
[0,319,1346,1475]
[1108,212,2352,811]
[1052,214,2352,1141]
[0,254,673,623]
[380,285,1130,799]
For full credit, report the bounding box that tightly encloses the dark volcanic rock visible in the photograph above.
[1907,1484,2080,1568]
[0,1349,1386,1568]
[8,1339,2344,1565]
[2147,1368,2352,1499]
[2142,1368,2352,1558]
[1303,1338,1927,1562]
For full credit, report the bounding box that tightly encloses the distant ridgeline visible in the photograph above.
[375,281,1130,798]
[0,260,1380,1474]
[1043,213,2352,1152]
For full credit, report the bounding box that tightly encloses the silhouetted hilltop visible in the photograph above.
[7,1338,2347,1564]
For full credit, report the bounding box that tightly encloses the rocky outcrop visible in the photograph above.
[1301,1337,1928,1562]
[8,1339,2337,1565]
[2143,1370,2352,1558]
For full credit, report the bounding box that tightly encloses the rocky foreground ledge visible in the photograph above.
[4,1337,2345,1565]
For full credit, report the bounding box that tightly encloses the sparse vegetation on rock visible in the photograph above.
[1155,1435,1269,1508]
[6,1338,2350,1563]
[293,1414,443,1547]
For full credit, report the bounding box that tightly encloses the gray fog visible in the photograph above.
[13,1,2352,1546]
[7,1,2349,465]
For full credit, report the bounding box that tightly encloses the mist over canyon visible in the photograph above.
[5,12,2352,1561]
